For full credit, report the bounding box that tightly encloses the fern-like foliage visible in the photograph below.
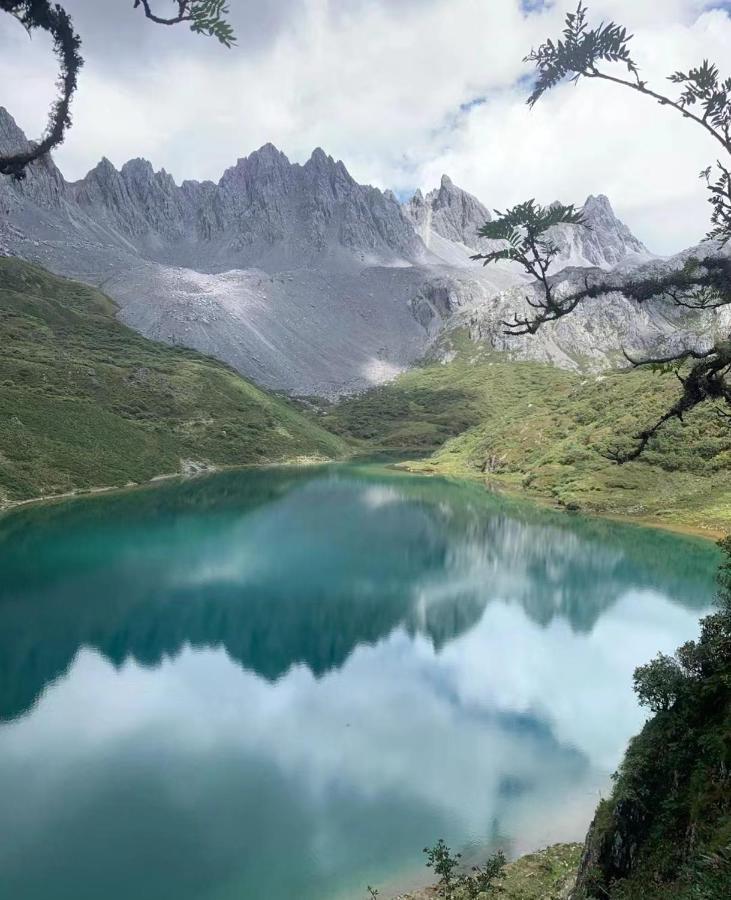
[133,0,236,46]
[471,201,590,337]
[524,4,731,247]
[188,0,236,46]
[525,2,637,108]
[702,163,731,244]
[502,3,731,460]
[473,200,585,271]
[670,60,731,141]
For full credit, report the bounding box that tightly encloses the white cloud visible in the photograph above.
[414,7,731,254]
[0,0,729,251]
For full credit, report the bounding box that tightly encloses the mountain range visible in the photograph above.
[0,106,727,395]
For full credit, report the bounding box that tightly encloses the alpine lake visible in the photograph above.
[0,464,720,900]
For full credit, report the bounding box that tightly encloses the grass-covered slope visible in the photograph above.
[325,333,731,534]
[0,258,346,503]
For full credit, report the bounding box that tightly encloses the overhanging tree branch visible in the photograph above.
[0,0,82,180]
[606,346,731,462]
[524,2,731,246]
[0,0,234,180]
[476,2,731,461]
[132,1,235,46]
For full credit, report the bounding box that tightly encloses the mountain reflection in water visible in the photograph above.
[0,466,718,900]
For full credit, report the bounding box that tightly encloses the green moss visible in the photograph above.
[327,333,731,533]
[0,258,347,502]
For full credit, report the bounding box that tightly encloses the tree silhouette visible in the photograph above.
[0,0,234,179]
[476,2,731,462]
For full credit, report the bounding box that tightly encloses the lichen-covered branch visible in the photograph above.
[0,0,234,180]
[606,344,731,462]
[0,0,82,180]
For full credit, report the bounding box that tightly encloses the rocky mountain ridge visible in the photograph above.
[0,106,724,395]
[402,175,650,271]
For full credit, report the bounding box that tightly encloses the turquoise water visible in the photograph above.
[0,466,719,900]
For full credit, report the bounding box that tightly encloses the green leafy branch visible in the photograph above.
[479,2,731,461]
[525,2,731,246]
[472,200,586,333]
[133,0,236,47]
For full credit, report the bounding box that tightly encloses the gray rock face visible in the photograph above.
[64,140,424,271]
[404,174,492,250]
[549,194,652,269]
[1,108,436,395]
[401,176,726,370]
[404,176,652,270]
[1,105,716,395]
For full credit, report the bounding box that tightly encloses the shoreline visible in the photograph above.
[0,456,724,542]
[379,842,582,900]
[394,462,726,542]
[0,455,336,516]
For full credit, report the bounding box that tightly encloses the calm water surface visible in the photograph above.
[0,466,719,900]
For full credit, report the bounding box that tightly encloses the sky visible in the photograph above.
[1,0,731,254]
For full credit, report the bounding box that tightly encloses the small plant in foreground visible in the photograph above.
[424,839,506,898]
[459,849,506,898]
[424,839,462,895]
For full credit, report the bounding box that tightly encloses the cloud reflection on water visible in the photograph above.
[0,467,716,900]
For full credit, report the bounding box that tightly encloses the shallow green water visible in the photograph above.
[0,466,720,900]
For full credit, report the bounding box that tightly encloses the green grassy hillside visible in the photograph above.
[325,333,731,534]
[0,258,347,503]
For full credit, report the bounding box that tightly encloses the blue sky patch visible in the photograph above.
[459,96,487,113]
[520,0,553,13]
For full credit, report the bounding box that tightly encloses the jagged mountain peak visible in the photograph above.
[1,104,681,399]
[250,141,288,161]
[80,156,121,185]
[221,143,292,185]
[302,147,355,185]
[403,175,491,254]
[0,106,27,151]
[550,192,651,269]
[403,173,651,270]
[1,108,421,270]
[584,192,611,208]
[307,146,332,165]
[0,108,65,208]
[120,157,157,179]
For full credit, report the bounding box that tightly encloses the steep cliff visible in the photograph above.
[570,540,731,899]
